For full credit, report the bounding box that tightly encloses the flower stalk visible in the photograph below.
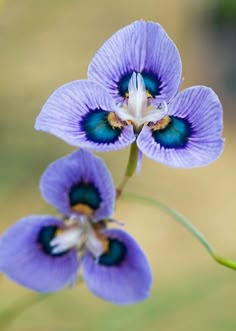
[124,192,236,271]
[116,142,139,199]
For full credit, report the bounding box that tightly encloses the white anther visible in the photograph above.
[50,228,83,254]
[115,73,167,127]
[127,73,147,126]
[50,217,105,258]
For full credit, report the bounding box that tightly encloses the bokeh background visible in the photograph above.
[1,0,236,330]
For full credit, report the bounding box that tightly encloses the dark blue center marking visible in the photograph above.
[98,239,127,266]
[118,73,132,97]
[69,182,101,210]
[118,71,162,97]
[38,226,67,257]
[81,110,122,144]
[142,72,162,97]
[152,116,192,149]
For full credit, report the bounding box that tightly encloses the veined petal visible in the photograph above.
[0,215,79,292]
[137,86,224,168]
[35,80,135,151]
[88,20,181,103]
[40,150,115,220]
[83,228,152,305]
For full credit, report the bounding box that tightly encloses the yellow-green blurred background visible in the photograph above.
[1,0,236,330]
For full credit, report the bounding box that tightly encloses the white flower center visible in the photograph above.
[116,72,168,128]
[50,217,105,258]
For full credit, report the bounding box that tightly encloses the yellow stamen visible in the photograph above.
[126,119,135,126]
[55,228,64,237]
[107,112,124,129]
[150,115,171,131]
[125,90,152,99]
[146,90,153,98]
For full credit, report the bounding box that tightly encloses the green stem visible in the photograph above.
[0,294,49,331]
[125,142,139,177]
[123,192,236,271]
[214,256,236,270]
[116,142,139,199]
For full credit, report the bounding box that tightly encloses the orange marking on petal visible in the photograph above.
[93,223,109,253]
[150,115,171,131]
[107,112,124,129]
[72,203,94,216]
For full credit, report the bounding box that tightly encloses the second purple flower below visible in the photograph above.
[0,150,152,305]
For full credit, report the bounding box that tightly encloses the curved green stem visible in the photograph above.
[116,142,139,199]
[0,294,49,331]
[123,192,236,271]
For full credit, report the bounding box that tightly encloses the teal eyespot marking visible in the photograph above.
[98,239,127,266]
[142,72,162,97]
[152,116,192,149]
[81,110,122,143]
[118,71,162,97]
[69,182,101,210]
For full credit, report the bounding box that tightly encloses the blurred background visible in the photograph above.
[0,0,236,330]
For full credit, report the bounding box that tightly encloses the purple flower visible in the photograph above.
[0,150,152,305]
[35,20,224,168]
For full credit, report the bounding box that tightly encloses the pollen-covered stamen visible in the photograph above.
[149,115,171,131]
[107,112,124,129]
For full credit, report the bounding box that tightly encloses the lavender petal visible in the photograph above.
[88,20,182,104]
[137,86,224,168]
[40,149,116,220]
[35,80,135,151]
[83,228,152,305]
[0,215,79,292]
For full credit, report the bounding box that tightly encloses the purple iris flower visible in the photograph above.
[35,20,224,168]
[0,150,152,305]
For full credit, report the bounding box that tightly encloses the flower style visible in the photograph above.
[0,150,152,305]
[35,20,224,168]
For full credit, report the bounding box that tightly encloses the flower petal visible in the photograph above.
[137,86,224,168]
[40,149,115,220]
[35,80,135,151]
[83,228,152,305]
[88,20,181,103]
[0,215,79,292]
